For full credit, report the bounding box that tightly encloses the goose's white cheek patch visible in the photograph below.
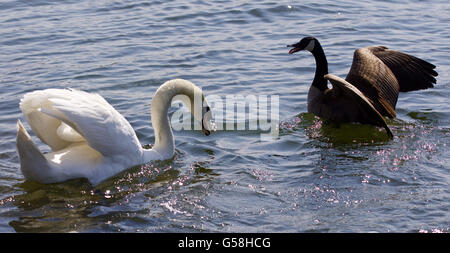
[305,40,315,52]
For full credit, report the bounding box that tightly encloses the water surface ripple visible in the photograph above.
[0,0,449,232]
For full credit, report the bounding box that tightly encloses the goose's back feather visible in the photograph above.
[324,74,393,138]
[345,47,399,118]
[345,46,438,118]
[368,46,437,92]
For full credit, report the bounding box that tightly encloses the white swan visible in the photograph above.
[16,79,213,185]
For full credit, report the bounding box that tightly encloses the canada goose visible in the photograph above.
[287,36,438,138]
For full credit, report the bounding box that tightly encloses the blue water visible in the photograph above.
[0,0,449,232]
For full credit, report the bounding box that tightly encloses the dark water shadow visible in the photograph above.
[4,151,218,232]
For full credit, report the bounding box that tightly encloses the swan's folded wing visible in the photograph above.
[325,74,393,138]
[39,89,142,157]
[20,89,75,151]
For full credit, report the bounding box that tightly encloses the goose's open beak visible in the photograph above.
[287,43,302,54]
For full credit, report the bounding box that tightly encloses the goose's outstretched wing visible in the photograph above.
[368,46,437,92]
[325,74,393,138]
[345,46,437,118]
[20,89,142,157]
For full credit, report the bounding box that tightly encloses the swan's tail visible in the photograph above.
[16,120,51,182]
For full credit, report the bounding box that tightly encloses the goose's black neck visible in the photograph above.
[311,42,329,91]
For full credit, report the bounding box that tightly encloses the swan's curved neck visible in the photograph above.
[148,79,201,159]
[310,41,329,91]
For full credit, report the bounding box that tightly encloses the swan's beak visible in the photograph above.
[201,107,213,136]
[202,126,210,136]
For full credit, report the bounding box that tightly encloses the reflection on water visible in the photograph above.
[6,158,219,232]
